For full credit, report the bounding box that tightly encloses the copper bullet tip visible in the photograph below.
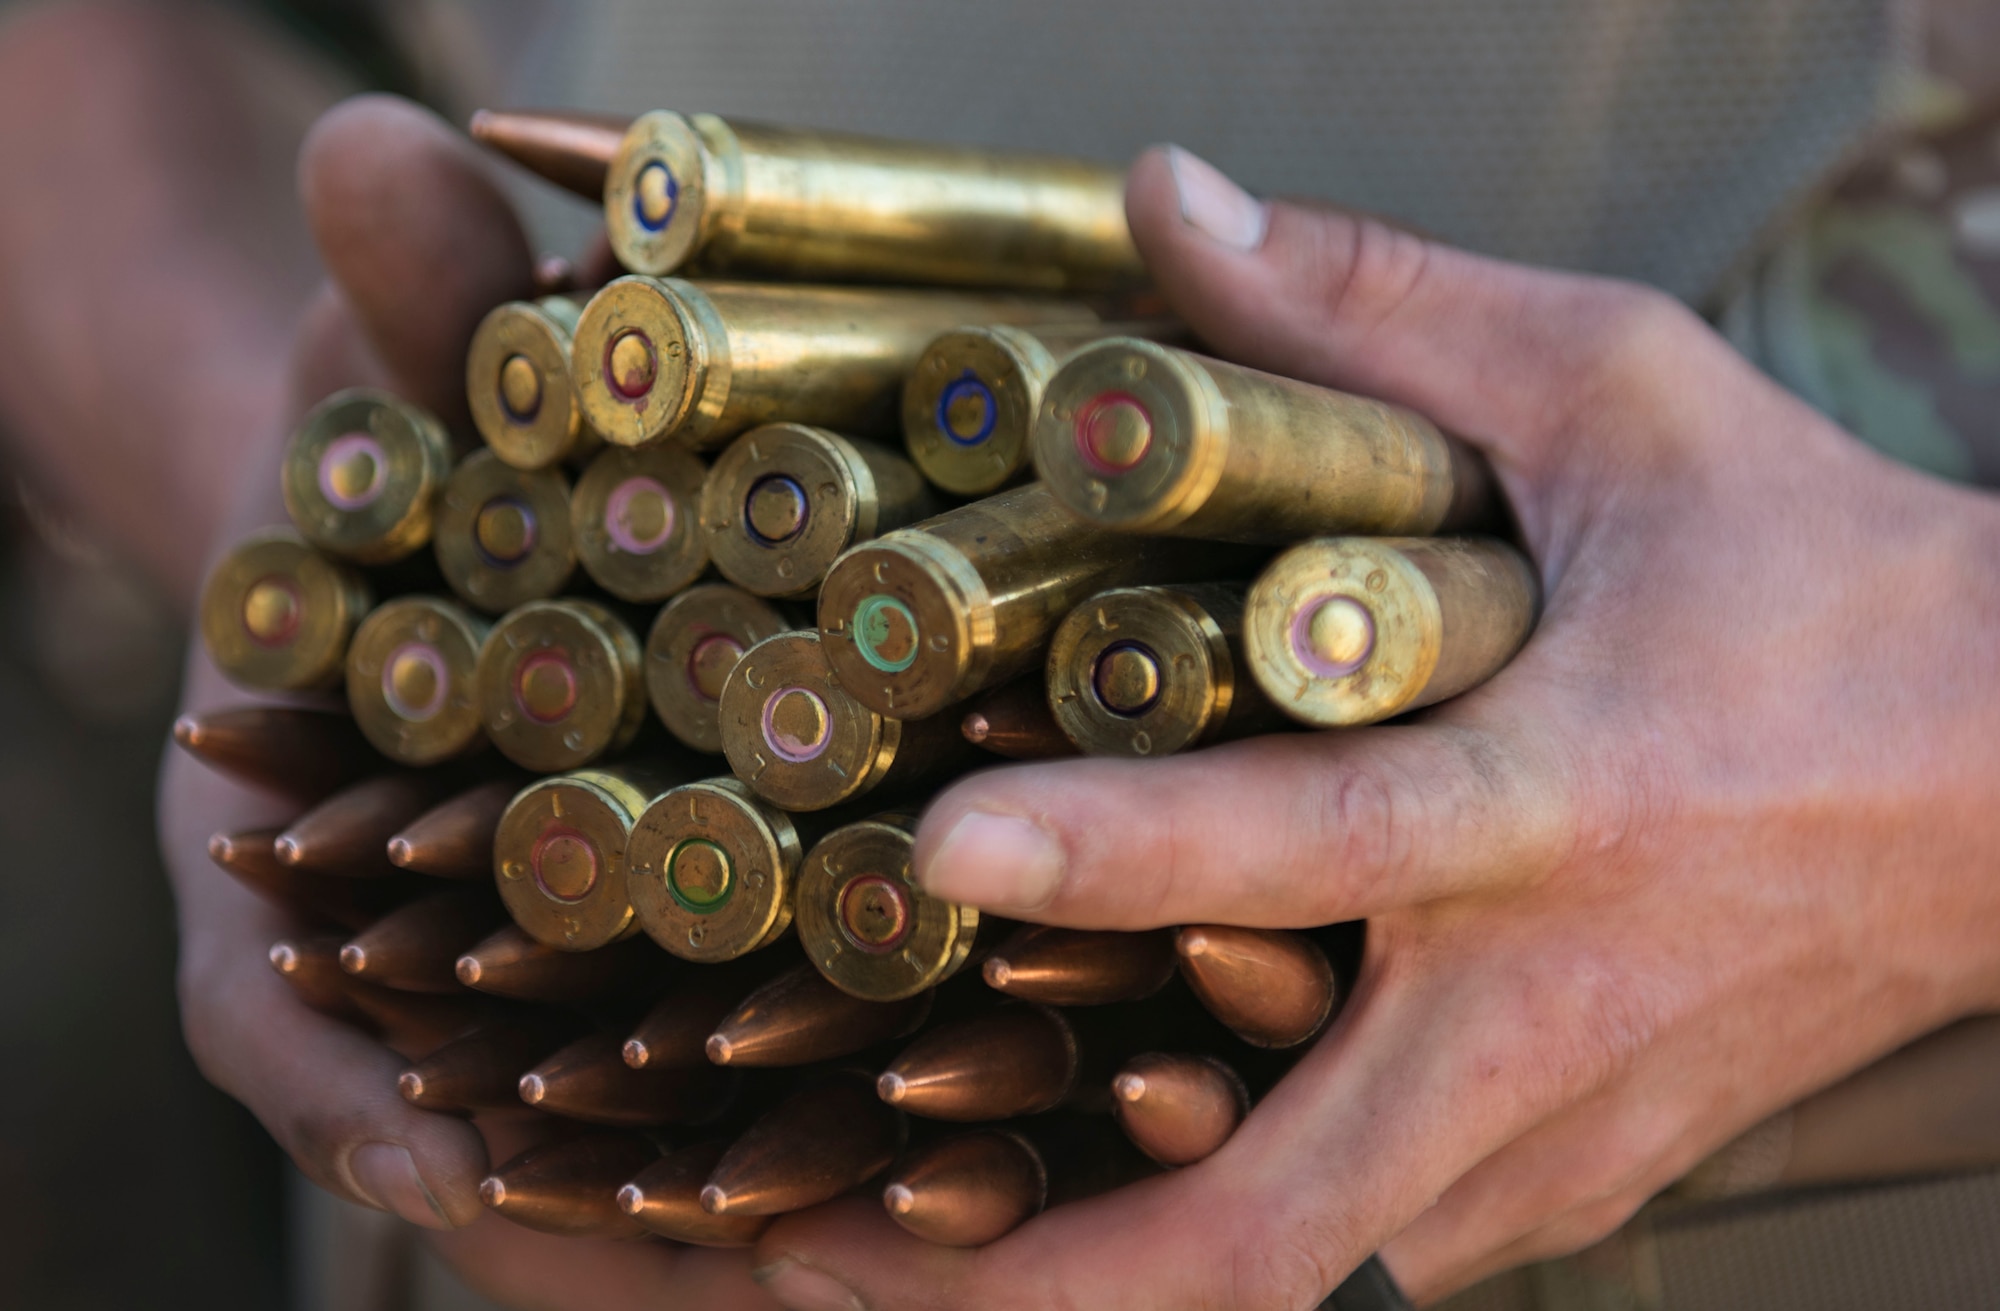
[468,109,496,140]
[339,945,367,974]
[1113,1073,1148,1103]
[398,1071,424,1102]
[699,1184,728,1215]
[479,1176,505,1207]
[455,957,482,986]
[622,1039,650,1069]
[272,836,304,866]
[519,1073,547,1105]
[1177,928,1213,959]
[269,944,299,974]
[172,716,201,748]
[616,1183,644,1215]
[883,1183,916,1215]
[962,712,993,744]
[983,957,1013,988]
[877,1072,908,1105]
[386,838,415,867]
[207,832,232,861]
[705,1034,733,1065]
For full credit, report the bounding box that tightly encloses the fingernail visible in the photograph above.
[1167,145,1268,251]
[919,811,1065,912]
[349,1142,454,1230]
[754,1257,867,1311]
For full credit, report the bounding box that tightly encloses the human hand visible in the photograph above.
[159,94,774,1309]
[747,146,2000,1308]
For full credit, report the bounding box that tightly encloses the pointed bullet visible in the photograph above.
[519,1033,735,1127]
[469,108,632,201]
[399,1010,585,1113]
[705,964,930,1068]
[982,925,1177,1006]
[1175,925,1340,1048]
[210,829,405,929]
[269,936,362,1017]
[275,773,456,877]
[881,1129,1046,1247]
[344,983,510,1061]
[341,887,506,993]
[173,707,379,802]
[618,1140,771,1246]
[624,958,780,1070]
[701,1073,904,1217]
[1111,1052,1250,1166]
[480,1132,659,1238]
[959,678,1079,760]
[456,925,670,1003]
[386,780,519,879]
[877,1004,1076,1121]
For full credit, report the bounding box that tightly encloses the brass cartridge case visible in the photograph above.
[283,389,454,563]
[604,111,1142,289]
[571,442,709,603]
[643,584,790,754]
[466,295,600,471]
[493,763,699,951]
[469,108,631,201]
[1244,537,1538,727]
[904,322,1183,497]
[571,276,1093,450]
[619,1140,771,1246]
[476,600,646,772]
[1111,1052,1251,1166]
[1046,582,1283,757]
[717,631,971,812]
[434,450,577,612]
[796,814,981,1002]
[818,482,1237,721]
[200,529,371,692]
[627,777,829,963]
[480,1131,658,1239]
[705,962,931,1069]
[960,677,1079,760]
[701,423,941,599]
[1032,340,1495,543]
[345,596,490,765]
[174,707,379,803]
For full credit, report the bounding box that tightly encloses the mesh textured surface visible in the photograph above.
[525,0,1906,300]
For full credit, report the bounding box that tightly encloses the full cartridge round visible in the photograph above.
[200,528,372,692]
[1243,537,1538,727]
[1045,582,1282,757]
[283,389,454,564]
[627,777,821,963]
[643,584,790,754]
[701,423,940,599]
[603,111,1142,290]
[902,322,1181,498]
[571,443,709,603]
[1032,340,1494,543]
[476,599,646,771]
[466,295,600,471]
[718,631,969,812]
[493,765,692,950]
[796,814,980,1002]
[817,482,1230,722]
[345,596,491,765]
[434,450,577,612]
[570,276,1093,450]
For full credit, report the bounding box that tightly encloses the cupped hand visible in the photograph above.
[750,147,2000,1308]
[159,94,774,1309]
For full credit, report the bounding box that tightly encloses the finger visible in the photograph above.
[285,279,393,414]
[426,1216,779,1311]
[298,94,534,424]
[914,717,1572,927]
[1401,1187,1653,1306]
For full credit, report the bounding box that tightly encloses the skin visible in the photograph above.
[6,8,1997,1309]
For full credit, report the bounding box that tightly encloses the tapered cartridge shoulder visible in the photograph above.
[1243,536,1538,727]
[434,450,576,612]
[470,108,631,201]
[466,295,597,470]
[476,599,646,771]
[796,815,981,1002]
[571,442,709,603]
[628,777,811,963]
[200,529,372,692]
[643,584,790,754]
[1033,339,1494,543]
[283,389,454,563]
[345,596,490,765]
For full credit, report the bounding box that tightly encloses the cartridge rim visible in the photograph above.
[1046,586,1233,757]
[902,327,1053,497]
[436,451,577,612]
[629,779,800,962]
[346,596,489,764]
[495,773,643,949]
[477,600,644,771]
[702,424,868,599]
[467,298,586,469]
[818,534,986,721]
[283,389,454,563]
[717,631,900,811]
[200,528,370,692]
[572,277,704,448]
[1031,339,1227,532]
[797,817,976,1001]
[643,584,789,753]
[1243,539,1441,727]
[603,111,711,278]
[572,443,709,602]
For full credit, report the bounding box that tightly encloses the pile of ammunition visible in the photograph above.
[180,109,1536,1256]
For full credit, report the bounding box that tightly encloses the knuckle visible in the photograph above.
[1305,212,1436,338]
[1304,766,1415,910]
[1568,283,1704,405]
[1227,1218,1357,1311]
